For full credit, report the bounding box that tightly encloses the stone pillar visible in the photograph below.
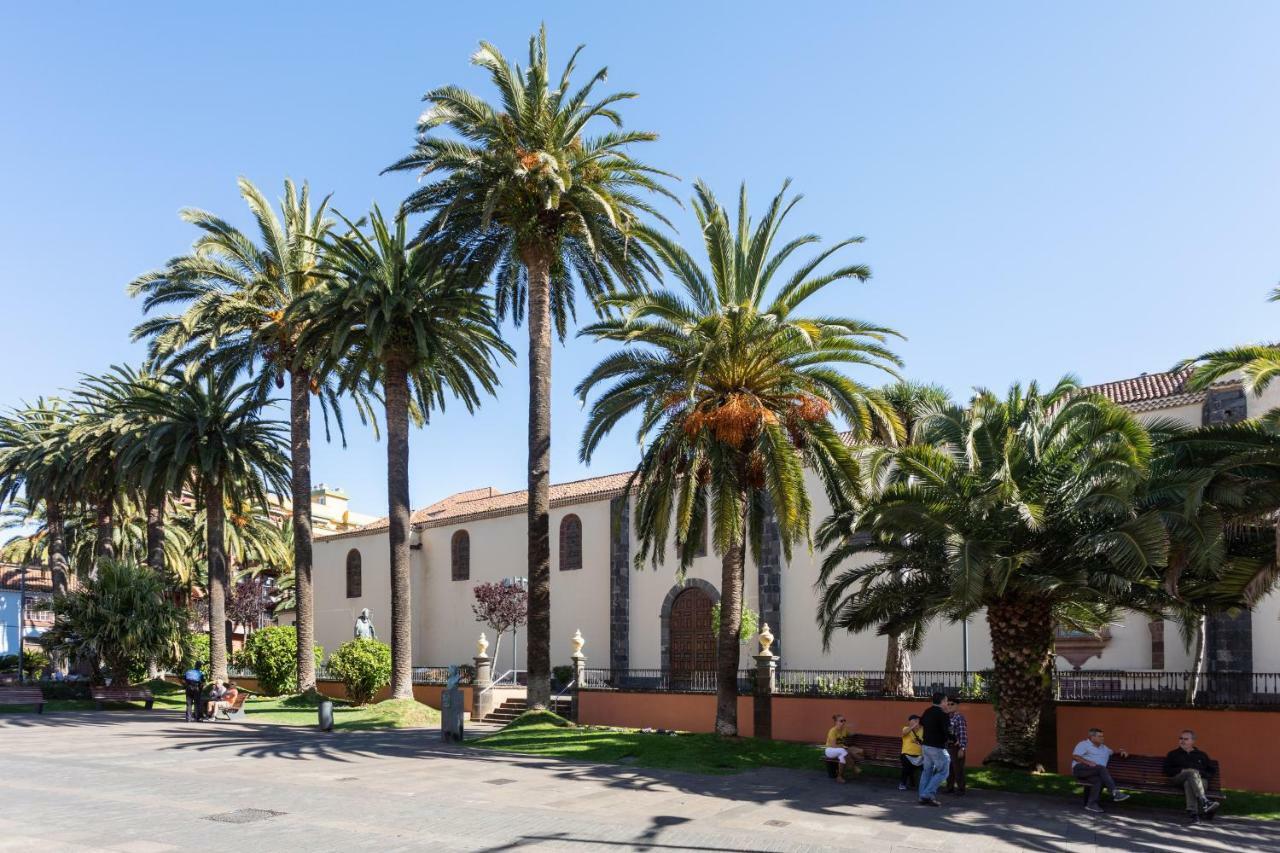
[609,496,630,674]
[1148,617,1165,670]
[753,624,777,741]
[570,629,587,723]
[472,632,495,723]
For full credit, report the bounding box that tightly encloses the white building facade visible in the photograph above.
[307,369,1280,677]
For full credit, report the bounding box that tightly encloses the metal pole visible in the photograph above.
[18,565,26,685]
[512,627,518,685]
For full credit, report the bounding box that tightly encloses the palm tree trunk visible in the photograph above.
[524,247,553,709]
[984,595,1055,769]
[883,631,914,698]
[384,358,413,700]
[146,497,165,573]
[290,368,317,693]
[206,479,229,682]
[95,498,115,561]
[714,508,748,736]
[1186,613,1207,705]
[46,503,69,595]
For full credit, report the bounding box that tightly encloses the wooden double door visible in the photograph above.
[669,587,715,690]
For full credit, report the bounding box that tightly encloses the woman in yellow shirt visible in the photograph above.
[900,713,924,791]
[825,714,855,782]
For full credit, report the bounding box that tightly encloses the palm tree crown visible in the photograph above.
[578,180,902,734]
[817,378,1167,767]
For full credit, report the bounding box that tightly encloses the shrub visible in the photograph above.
[235,626,323,696]
[815,674,866,697]
[180,632,210,671]
[552,665,574,687]
[327,639,392,705]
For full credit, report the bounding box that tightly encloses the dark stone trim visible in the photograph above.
[659,577,720,674]
[757,501,784,661]
[1202,386,1253,678]
[609,496,630,673]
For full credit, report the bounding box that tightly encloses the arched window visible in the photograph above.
[451,530,470,581]
[559,514,582,571]
[345,549,362,598]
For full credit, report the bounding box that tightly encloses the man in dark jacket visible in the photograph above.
[917,693,952,806]
[1164,730,1220,824]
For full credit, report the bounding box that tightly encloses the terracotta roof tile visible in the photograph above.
[1081,367,1195,405]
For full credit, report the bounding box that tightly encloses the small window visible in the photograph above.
[345,549,362,598]
[451,530,470,581]
[559,514,582,571]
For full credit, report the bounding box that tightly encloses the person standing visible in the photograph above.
[943,696,969,796]
[900,714,924,791]
[917,693,952,806]
[1071,727,1131,813]
[182,660,205,722]
[1164,730,1221,825]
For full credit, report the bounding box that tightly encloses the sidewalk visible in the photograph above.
[2,710,1276,852]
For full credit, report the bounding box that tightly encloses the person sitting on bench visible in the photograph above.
[1164,730,1220,825]
[825,714,861,782]
[900,714,924,791]
[1071,727,1130,813]
[204,681,228,719]
[210,682,240,720]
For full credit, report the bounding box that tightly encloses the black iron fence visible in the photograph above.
[580,667,1280,708]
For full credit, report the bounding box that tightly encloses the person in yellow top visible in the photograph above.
[900,714,925,791]
[824,714,861,782]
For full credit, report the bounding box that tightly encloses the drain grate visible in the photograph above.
[484,778,517,786]
[764,820,790,828]
[205,809,287,825]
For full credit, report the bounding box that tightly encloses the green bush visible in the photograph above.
[235,626,323,696]
[180,632,210,671]
[21,650,50,681]
[327,639,392,705]
[552,665,574,687]
[815,674,866,697]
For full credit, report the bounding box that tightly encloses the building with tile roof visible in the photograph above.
[298,366,1279,682]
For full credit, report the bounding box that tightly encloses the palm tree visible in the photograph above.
[817,379,1168,768]
[385,27,673,706]
[291,207,512,698]
[577,181,902,735]
[0,400,76,594]
[129,177,339,692]
[120,368,290,681]
[817,381,952,698]
[1145,419,1280,702]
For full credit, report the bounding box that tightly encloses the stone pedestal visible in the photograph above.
[753,652,776,741]
[473,655,495,722]
[571,651,587,722]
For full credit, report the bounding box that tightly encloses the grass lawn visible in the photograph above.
[473,711,1280,820]
[2,679,440,731]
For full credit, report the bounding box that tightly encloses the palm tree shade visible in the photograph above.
[292,207,512,698]
[386,27,673,707]
[818,378,1168,767]
[129,177,339,692]
[120,368,289,681]
[578,181,902,735]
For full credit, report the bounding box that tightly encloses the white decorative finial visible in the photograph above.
[476,632,490,658]
[758,623,775,656]
[571,628,585,658]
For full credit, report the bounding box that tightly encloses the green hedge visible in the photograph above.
[234,626,323,696]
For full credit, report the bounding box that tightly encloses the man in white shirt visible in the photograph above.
[1072,727,1131,813]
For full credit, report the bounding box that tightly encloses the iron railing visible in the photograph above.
[580,667,1280,708]
[411,666,475,685]
[581,668,755,693]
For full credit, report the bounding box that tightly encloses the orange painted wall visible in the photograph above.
[216,677,470,712]
[578,691,755,736]
[771,696,996,763]
[1055,705,1280,794]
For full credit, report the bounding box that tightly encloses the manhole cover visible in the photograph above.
[764,820,790,828]
[484,778,517,786]
[205,809,286,824]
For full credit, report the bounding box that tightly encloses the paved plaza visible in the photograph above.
[1,711,1277,852]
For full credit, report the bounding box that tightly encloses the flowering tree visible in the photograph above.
[472,581,528,669]
[227,575,269,637]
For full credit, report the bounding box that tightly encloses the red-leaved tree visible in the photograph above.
[472,581,528,670]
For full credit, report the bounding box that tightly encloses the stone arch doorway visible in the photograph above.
[660,579,719,688]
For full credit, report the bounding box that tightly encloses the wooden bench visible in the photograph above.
[822,733,902,778]
[1077,754,1224,802]
[90,685,154,710]
[0,686,45,713]
[213,691,250,721]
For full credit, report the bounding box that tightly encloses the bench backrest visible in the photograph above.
[1103,754,1222,793]
[848,733,903,763]
[0,687,45,702]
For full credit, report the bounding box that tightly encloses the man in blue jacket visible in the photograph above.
[183,660,205,722]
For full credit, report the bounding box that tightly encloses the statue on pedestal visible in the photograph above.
[354,608,377,641]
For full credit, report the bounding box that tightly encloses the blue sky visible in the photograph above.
[3,3,1279,518]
